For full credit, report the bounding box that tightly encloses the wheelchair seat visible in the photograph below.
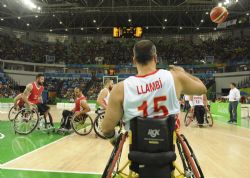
[128,115,177,178]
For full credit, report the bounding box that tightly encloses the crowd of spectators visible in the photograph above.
[44,78,90,101]
[1,33,250,65]
[0,73,19,98]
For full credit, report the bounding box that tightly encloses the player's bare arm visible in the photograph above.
[170,65,207,97]
[102,82,124,136]
[97,89,108,109]
[13,93,22,107]
[22,84,33,105]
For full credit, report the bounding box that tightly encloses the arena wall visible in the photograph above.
[214,71,250,95]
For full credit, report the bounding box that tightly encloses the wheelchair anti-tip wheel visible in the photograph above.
[13,108,39,135]
[71,114,93,136]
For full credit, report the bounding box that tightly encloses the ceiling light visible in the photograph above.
[201,19,204,23]
[59,21,63,24]
[35,15,38,18]
[81,27,84,30]
[196,27,199,30]
[53,14,55,17]
[206,12,209,15]
[246,13,250,16]
[180,26,183,30]
[214,28,217,30]
[50,29,53,32]
[27,23,30,26]
[218,2,222,7]
[17,16,21,20]
[97,27,100,30]
[164,19,167,22]
[128,19,132,22]
[146,26,149,29]
[162,26,166,29]
[21,0,37,10]
[3,4,7,8]
[65,28,68,31]
[93,19,96,23]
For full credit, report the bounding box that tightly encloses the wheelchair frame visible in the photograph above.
[62,113,94,136]
[94,108,123,139]
[102,131,204,178]
[13,106,54,135]
[184,108,214,127]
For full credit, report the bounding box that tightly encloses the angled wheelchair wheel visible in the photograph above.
[102,132,127,178]
[71,114,93,136]
[204,111,214,127]
[184,110,194,127]
[177,133,204,178]
[8,106,19,121]
[13,108,39,135]
[94,113,107,139]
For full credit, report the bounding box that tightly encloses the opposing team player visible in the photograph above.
[22,74,54,127]
[59,87,90,130]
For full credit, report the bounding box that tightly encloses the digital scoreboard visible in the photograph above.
[113,27,143,38]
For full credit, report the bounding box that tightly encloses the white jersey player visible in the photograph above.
[101,40,207,137]
[97,79,113,110]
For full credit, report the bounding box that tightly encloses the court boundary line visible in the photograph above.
[1,133,75,167]
[0,167,102,175]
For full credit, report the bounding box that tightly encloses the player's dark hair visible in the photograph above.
[75,86,83,92]
[231,83,236,87]
[133,40,157,65]
[36,74,44,79]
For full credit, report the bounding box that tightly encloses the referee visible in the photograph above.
[227,83,241,124]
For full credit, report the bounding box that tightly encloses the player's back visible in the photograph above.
[123,69,180,129]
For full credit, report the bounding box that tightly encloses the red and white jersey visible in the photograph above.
[192,95,204,106]
[74,95,87,112]
[28,82,44,104]
[123,69,180,130]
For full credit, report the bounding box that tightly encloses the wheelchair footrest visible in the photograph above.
[128,151,176,166]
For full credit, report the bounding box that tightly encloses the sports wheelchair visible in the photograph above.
[13,105,54,135]
[57,112,94,136]
[102,115,204,178]
[94,108,123,139]
[184,107,213,127]
[8,101,26,121]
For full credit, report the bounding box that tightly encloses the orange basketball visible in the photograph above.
[210,6,229,24]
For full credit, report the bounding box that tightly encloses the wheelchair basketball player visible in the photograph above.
[189,94,209,127]
[101,40,207,177]
[22,74,54,128]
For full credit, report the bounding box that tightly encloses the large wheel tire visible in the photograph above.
[71,114,93,136]
[8,106,19,121]
[94,113,108,139]
[184,110,194,127]
[13,108,39,135]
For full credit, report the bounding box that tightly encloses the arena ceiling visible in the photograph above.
[0,0,249,35]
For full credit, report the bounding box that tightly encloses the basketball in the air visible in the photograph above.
[210,6,229,24]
